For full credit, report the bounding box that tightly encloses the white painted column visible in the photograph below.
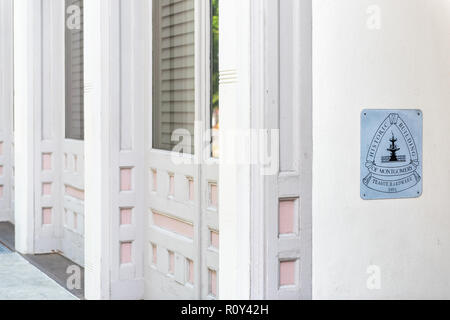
[84,0,112,300]
[14,0,41,254]
[313,0,450,299]
[0,0,14,223]
[219,0,252,300]
[219,0,313,300]
[14,0,65,255]
[84,0,146,300]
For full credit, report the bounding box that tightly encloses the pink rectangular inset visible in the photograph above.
[169,174,175,196]
[65,185,85,200]
[210,184,218,207]
[42,183,52,196]
[0,186,3,198]
[120,168,132,191]
[0,166,3,176]
[279,200,295,235]
[280,260,296,287]
[42,208,52,225]
[187,259,194,284]
[210,231,219,249]
[120,208,132,225]
[152,244,157,265]
[188,179,194,201]
[168,251,175,274]
[210,270,217,297]
[121,242,132,264]
[153,212,194,239]
[42,153,52,171]
[152,170,157,191]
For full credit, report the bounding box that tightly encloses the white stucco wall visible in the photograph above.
[313,0,450,299]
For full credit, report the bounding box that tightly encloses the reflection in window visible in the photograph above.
[153,0,195,154]
[211,0,219,158]
[65,0,84,140]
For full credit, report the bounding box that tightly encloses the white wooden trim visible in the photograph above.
[84,0,113,300]
[14,0,41,254]
[0,0,14,224]
[249,0,266,300]
[218,0,252,300]
[249,0,312,300]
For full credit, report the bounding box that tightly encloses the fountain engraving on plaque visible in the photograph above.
[361,109,423,200]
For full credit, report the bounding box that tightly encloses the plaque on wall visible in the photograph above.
[361,109,423,200]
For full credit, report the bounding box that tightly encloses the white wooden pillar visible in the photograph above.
[84,0,146,300]
[14,0,65,255]
[219,0,252,299]
[84,0,112,300]
[0,0,14,224]
[219,0,313,300]
[14,0,41,253]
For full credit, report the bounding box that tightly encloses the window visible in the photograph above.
[211,0,219,158]
[65,0,84,140]
[152,0,196,153]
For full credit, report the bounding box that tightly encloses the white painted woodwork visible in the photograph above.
[262,0,312,300]
[14,0,42,254]
[85,0,146,300]
[0,0,14,224]
[220,0,312,300]
[145,0,219,300]
[62,140,85,266]
[218,0,252,300]
[84,0,112,300]
[14,0,86,267]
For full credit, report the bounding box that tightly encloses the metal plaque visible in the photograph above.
[361,109,423,200]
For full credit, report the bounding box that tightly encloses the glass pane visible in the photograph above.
[153,0,195,154]
[211,0,219,158]
[65,0,84,140]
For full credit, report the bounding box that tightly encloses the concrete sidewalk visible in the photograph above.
[0,244,77,300]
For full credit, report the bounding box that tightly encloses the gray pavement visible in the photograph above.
[0,243,77,300]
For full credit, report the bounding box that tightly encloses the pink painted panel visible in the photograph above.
[279,200,295,235]
[210,184,218,207]
[0,186,3,198]
[42,183,52,196]
[188,179,194,201]
[169,175,175,196]
[153,212,194,239]
[0,142,3,155]
[210,231,219,249]
[152,170,157,191]
[121,242,133,264]
[152,244,157,265]
[42,153,52,171]
[65,185,85,200]
[187,259,194,284]
[210,270,217,296]
[168,251,175,274]
[279,261,296,286]
[120,168,132,191]
[0,166,3,176]
[42,208,52,225]
[120,208,133,225]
